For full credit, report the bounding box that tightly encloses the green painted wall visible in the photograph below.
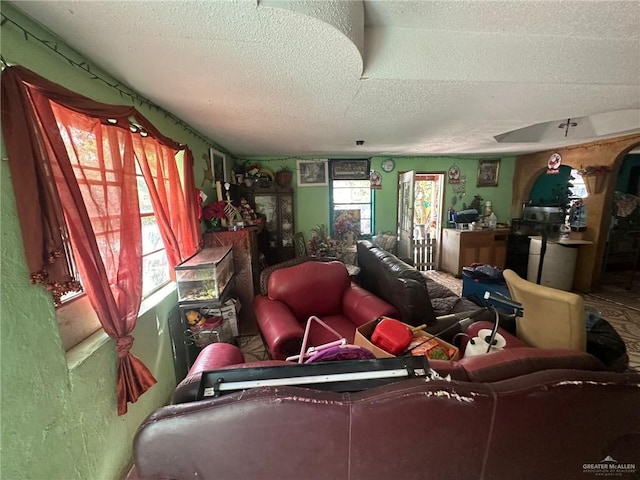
[0,5,217,479]
[241,157,516,239]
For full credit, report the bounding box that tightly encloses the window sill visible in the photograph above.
[139,282,177,316]
[66,283,177,370]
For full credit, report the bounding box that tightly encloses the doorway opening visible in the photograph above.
[397,171,445,271]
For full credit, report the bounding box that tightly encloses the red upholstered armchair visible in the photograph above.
[254,260,398,360]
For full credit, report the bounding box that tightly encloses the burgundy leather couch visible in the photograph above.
[134,341,640,480]
[253,260,398,360]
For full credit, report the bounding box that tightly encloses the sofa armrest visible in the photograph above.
[254,295,305,360]
[172,342,246,404]
[458,347,606,383]
[427,346,606,384]
[342,284,399,327]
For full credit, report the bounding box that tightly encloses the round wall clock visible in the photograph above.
[381,159,395,172]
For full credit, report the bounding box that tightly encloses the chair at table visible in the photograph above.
[503,269,586,351]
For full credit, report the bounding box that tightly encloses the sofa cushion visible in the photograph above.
[268,261,351,319]
[380,256,426,286]
[372,233,397,253]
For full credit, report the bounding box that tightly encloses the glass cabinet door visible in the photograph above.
[254,194,278,248]
[244,186,295,264]
[280,194,293,247]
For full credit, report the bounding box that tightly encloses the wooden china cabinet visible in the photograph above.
[239,184,295,265]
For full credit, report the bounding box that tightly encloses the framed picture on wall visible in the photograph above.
[210,148,227,184]
[297,159,328,186]
[330,159,370,180]
[477,159,500,187]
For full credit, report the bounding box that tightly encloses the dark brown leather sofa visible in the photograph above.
[356,240,492,334]
[134,339,640,480]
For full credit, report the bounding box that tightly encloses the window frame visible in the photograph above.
[329,159,375,238]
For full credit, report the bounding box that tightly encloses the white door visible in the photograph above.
[397,171,415,259]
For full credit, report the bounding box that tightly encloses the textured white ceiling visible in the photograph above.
[8,0,640,158]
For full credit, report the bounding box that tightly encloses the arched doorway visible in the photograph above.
[601,147,640,290]
[510,134,640,292]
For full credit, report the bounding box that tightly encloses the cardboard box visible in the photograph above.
[355,319,459,361]
[199,298,241,337]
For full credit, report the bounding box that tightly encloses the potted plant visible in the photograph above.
[275,164,293,187]
[201,200,227,231]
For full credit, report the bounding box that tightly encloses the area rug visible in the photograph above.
[591,271,640,311]
[237,334,270,362]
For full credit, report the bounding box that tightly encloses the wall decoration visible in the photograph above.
[210,148,227,184]
[370,170,382,189]
[477,159,500,187]
[451,177,466,198]
[547,152,562,174]
[330,159,370,180]
[447,164,461,184]
[297,159,329,186]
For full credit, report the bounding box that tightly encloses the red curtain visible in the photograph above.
[1,65,199,414]
[133,136,199,277]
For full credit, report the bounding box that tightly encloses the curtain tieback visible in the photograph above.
[116,335,134,357]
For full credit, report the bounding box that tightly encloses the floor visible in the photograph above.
[236,333,270,362]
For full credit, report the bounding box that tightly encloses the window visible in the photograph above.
[137,164,171,296]
[3,66,198,411]
[52,107,179,351]
[57,119,172,302]
[330,179,373,238]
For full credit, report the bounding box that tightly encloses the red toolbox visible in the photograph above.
[371,317,412,355]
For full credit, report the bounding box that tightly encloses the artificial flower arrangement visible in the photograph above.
[307,223,345,259]
[201,200,227,230]
[333,210,361,240]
